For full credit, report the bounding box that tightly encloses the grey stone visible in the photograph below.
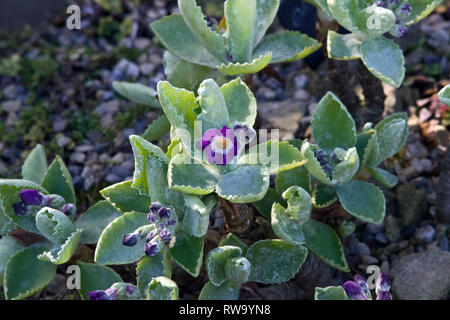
[3,84,18,100]
[375,233,389,244]
[396,183,428,227]
[415,225,436,245]
[356,242,371,256]
[140,63,154,76]
[126,62,140,78]
[385,215,402,243]
[105,173,121,184]
[70,152,86,164]
[360,255,379,265]
[407,141,428,159]
[439,236,449,251]
[391,246,450,300]
[53,118,67,132]
[2,100,21,113]
[56,135,72,148]
[366,222,385,234]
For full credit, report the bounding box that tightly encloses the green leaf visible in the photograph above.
[438,84,450,106]
[224,0,256,63]
[100,180,151,214]
[0,210,17,236]
[182,194,215,237]
[331,147,359,185]
[360,36,405,88]
[252,187,285,219]
[367,166,398,188]
[197,79,231,131]
[327,0,364,34]
[242,140,307,174]
[305,0,332,17]
[355,129,378,169]
[35,207,75,244]
[0,179,48,234]
[402,0,443,25]
[38,229,82,264]
[148,276,179,300]
[150,14,221,67]
[41,156,76,205]
[170,230,204,277]
[217,52,272,76]
[314,286,350,300]
[198,280,241,300]
[178,0,227,61]
[75,200,122,244]
[301,141,332,185]
[21,144,47,184]
[0,236,23,286]
[94,211,149,265]
[4,243,57,300]
[357,5,396,36]
[206,246,243,286]
[253,0,281,46]
[312,183,337,208]
[327,31,361,60]
[253,31,321,63]
[157,81,197,141]
[303,219,349,271]
[163,51,212,91]
[136,249,172,293]
[246,239,308,284]
[311,92,356,152]
[168,154,219,195]
[221,77,257,127]
[77,261,122,300]
[219,233,249,256]
[216,165,270,203]
[112,81,160,108]
[369,112,408,166]
[276,166,311,194]
[142,115,171,142]
[336,180,385,224]
[272,203,306,244]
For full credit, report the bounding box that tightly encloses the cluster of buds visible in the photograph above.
[122,202,177,257]
[12,189,75,217]
[343,273,392,300]
[314,149,339,176]
[375,0,412,38]
[88,283,140,300]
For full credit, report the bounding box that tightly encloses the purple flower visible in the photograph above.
[200,126,239,166]
[144,242,160,257]
[158,207,171,220]
[20,189,43,206]
[314,149,326,160]
[167,219,177,226]
[354,274,371,298]
[398,3,412,16]
[226,53,233,62]
[42,195,54,206]
[376,273,391,292]
[61,203,75,216]
[392,24,408,38]
[122,231,140,247]
[13,202,27,216]
[149,202,163,213]
[146,231,155,243]
[88,287,118,300]
[125,285,136,296]
[376,291,392,300]
[343,281,369,300]
[147,211,157,223]
[159,228,172,243]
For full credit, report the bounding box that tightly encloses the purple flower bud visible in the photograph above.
[393,24,408,38]
[61,203,75,216]
[376,1,387,7]
[205,16,217,28]
[167,219,177,226]
[398,3,412,16]
[376,291,392,300]
[226,53,233,62]
[122,232,140,247]
[125,285,136,296]
[146,231,155,243]
[343,281,369,300]
[354,274,371,299]
[149,202,163,214]
[159,228,172,243]
[323,164,332,174]
[376,273,391,292]
[314,149,326,160]
[395,17,400,24]
[147,212,157,223]
[13,202,28,216]
[42,195,54,206]
[158,207,170,220]
[330,152,339,162]
[144,242,160,257]
[20,189,43,206]
[88,287,118,300]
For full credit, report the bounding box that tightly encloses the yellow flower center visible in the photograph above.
[214,136,230,150]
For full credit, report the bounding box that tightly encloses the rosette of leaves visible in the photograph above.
[254,181,349,271]
[151,0,321,83]
[0,145,121,300]
[94,134,218,294]
[76,261,178,300]
[157,77,306,203]
[303,91,407,224]
[199,239,308,300]
[308,0,442,87]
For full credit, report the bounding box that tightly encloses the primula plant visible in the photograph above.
[307,0,442,87]
[0,145,121,299]
[151,0,321,89]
